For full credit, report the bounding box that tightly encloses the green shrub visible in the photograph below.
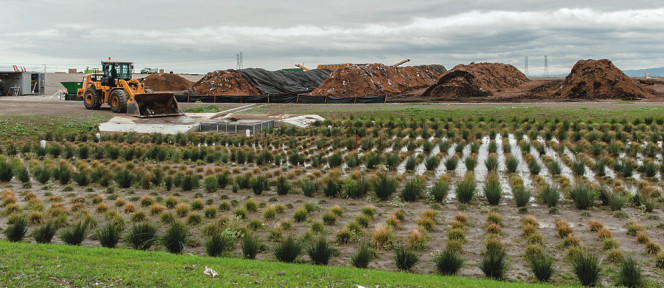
[540,183,560,207]
[242,233,261,259]
[14,165,30,184]
[276,176,291,195]
[345,176,369,199]
[161,221,188,254]
[0,159,14,182]
[115,169,134,188]
[548,161,561,176]
[187,213,203,225]
[479,245,507,279]
[322,179,340,198]
[484,172,502,205]
[394,246,418,271]
[485,156,498,171]
[530,253,554,282]
[425,156,440,171]
[126,223,157,250]
[351,241,376,269]
[444,157,458,170]
[401,177,425,202]
[464,157,477,171]
[570,184,595,210]
[301,180,319,197]
[372,173,398,200]
[608,193,626,211]
[204,176,218,193]
[405,157,417,171]
[97,223,123,248]
[434,249,464,275]
[429,180,449,202]
[32,221,58,244]
[572,160,586,176]
[327,152,343,168]
[181,173,199,191]
[60,220,89,245]
[513,185,532,208]
[206,230,234,257]
[274,236,302,263]
[616,257,644,288]
[571,249,601,287]
[528,159,541,175]
[322,211,338,225]
[250,175,268,195]
[4,214,28,242]
[307,237,337,265]
[455,173,476,204]
[293,208,308,222]
[506,157,519,173]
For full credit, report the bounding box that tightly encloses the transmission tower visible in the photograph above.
[544,55,549,77]
[236,52,244,69]
[524,56,529,76]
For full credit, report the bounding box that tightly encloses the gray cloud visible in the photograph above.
[2,1,664,74]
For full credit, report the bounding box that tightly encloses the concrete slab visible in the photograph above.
[98,109,325,134]
[99,115,199,134]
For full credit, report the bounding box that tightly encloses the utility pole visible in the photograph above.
[236,52,244,69]
[524,56,529,76]
[544,55,549,77]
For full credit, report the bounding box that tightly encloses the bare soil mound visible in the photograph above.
[141,74,194,91]
[423,63,529,99]
[552,59,652,100]
[191,70,260,96]
[311,64,445,97]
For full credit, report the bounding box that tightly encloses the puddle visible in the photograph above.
[496,135,513,199]
[454,144,470,178]
[508,134,533,190]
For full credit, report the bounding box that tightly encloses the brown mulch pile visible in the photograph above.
[311,64,445,97]
[422,63,529,99]
[551,59,652,100]
[191,70,260,96]
[141,74,194,91]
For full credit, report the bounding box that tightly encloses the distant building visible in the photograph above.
[0,71,45,96]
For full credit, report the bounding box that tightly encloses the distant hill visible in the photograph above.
[623,67,664,77]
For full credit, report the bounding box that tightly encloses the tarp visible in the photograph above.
[237,68,331,95]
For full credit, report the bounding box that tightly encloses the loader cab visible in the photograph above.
[101,61,133,86]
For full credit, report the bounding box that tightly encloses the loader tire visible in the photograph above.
[83,88,102,110]
[109,89,128,113]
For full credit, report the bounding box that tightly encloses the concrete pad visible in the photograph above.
[280,115,325,128]
[99,115,199,134]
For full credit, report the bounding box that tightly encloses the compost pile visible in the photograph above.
[191,70,261,96]
[311,64,446,97]
[141,74,194,91]
[423,63,529,98]
[552,59,651,100]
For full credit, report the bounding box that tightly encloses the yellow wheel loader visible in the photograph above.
[77,61,182,117]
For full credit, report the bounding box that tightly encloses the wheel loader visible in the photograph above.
[77,61,182,117]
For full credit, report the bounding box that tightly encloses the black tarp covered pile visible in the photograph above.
[237,68,331,95]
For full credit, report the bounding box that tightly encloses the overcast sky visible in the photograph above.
[2,0,664,75]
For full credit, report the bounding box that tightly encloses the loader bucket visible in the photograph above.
[127,92,183,118]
